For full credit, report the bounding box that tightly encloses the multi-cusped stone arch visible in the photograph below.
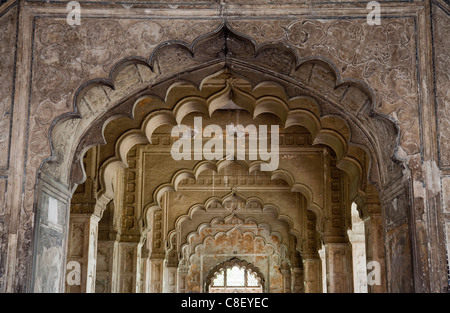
[171,189,299,251]
[44,22,401,194]
[182,219,288,293]
[35,22,410,294]
[143,159,318,234]
[141,161,314,281]
[95,77,370,208]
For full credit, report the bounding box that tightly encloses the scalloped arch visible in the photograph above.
[94,76,371,214]
[44,21,402,215]
[171,190,299,249]
[185,227,282,268]
[141,158,321,237]
[204,258,266,292]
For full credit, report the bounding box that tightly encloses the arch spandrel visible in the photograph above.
[171,189,299,251]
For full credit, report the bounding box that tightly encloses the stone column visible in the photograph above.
[177,261,189,293]
[303,210,322,293]
[117,241,140,293]
[318,245,327,293]
[148,254,164,293]
[281,263,292,293]
[65,213,100,293]
[31,176,72,293]
[95,239,119,293]
[324,242,353,293]
[291,267,304,293]
[362,212,386,292]
[356,192,386,293]
[303,256,322,293]
[140,247,150,293]
[163,260,178,293]
[348,203,368,293]
[348,230,368,293]
[376,180,417,292]
[135,242,144,293]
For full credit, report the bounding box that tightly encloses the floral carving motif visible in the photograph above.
[25,17,221,209]
[229,18,419,155]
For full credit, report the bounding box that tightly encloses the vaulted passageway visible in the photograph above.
[62,67,393,293]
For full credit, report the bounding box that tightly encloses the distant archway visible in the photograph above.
[206,258,264,293]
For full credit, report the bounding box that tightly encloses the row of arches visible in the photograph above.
[63,72,385,293]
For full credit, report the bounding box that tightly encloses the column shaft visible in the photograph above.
[303,258,322,293]
[363,213,386,292]
[66,213,100,293]
[325,242,353,293]
[148,256,164,293]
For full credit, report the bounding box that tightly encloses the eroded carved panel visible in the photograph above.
[0,179,6,216]
[69,223,84,257]
[442,176,450,214]
[95,241,116,293]
[118,243,138,292]
[0,5,17,290]
[229,18,420,157]
[385,224,414,292]
[0,4,17,170]
[433,4,450,168]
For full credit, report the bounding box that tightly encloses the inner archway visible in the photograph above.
[207,258,264,293]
